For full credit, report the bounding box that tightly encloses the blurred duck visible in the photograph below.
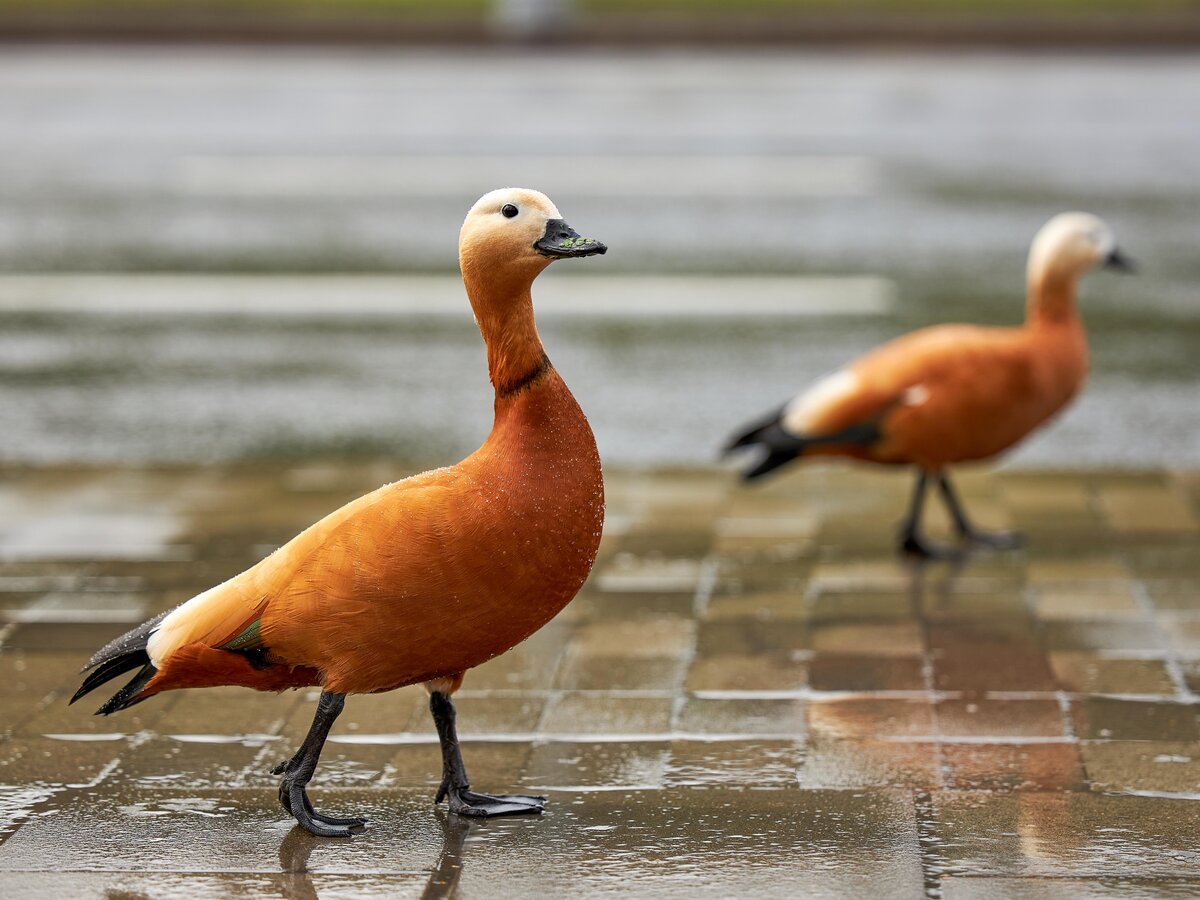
[725,213,1132,558]
[73,189,607,836]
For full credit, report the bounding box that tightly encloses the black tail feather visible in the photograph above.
[722,405,786,455]
[95,662,159,716]
[73,607,173,715]
[726,412,884,482]
[70,653,146,705]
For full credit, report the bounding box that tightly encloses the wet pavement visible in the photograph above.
[0,462,1197,897]
[1,48,1198,469]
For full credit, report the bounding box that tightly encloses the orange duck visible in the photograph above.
[73,189,607,836]
[725,212,1132,558]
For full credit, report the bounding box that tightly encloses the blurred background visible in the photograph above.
[0,0,1197,469]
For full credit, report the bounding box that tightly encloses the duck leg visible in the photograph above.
[899,469,960,560]
[272,691,366,837]
[936,474,1023,551]
[429,690,546,817]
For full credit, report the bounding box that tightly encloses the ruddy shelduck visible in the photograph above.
[73,189,607,836]
[725,213,1132,558]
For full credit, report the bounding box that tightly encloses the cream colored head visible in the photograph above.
[1027,212,1130,287]
[459,188,606,293]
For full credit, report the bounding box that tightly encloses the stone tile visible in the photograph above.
[676,697,805,737]
[1049,653,1176,696]
[1002,478,1093,516]
[0,871,431,898]
[463,631,571,693]
[566,618,695,659]
[934,646,1057,694]
[1034,584,1142,619]
[555,654,686,691]
[932,792,1200,877]
[1128,546,1200,579]
[1071,697,1199,741]
[0,736,126,787]
[1160,617,1200,653]
[937,700,1066,738]
[4,622,131,653]
[303,742,412,788]
[807,655,926,692]
[1098,484,1198,534]
[1145,578,1200,610]
[809,591,916,623]
[664,739,801,788]
[683,653,807,692]
[701,590,807,622]
[1041,621,1165,653]
[405,694,546,736]
[567,590,696,623]
[615,525,713,559]
[711,532,815,562]
[279,687,426,741]
[116,735,269,790]
[694,620,807,657]
[1081,740,1200,794]
[941,876,1200,898]
[522,740,668,789]
[810,621,925,656]
[593,554,701,594]
[807,561,917,594]
[808,698,935,740]
[1181,659,1200,696]
[18,689,177,738]
[941,743,1083,791]
[801,737,941,789]
[152,685,304,737]
[1027,559,1130,584]
[540,694,673,736]
[384,741,531,791]
[918,591,1031,623]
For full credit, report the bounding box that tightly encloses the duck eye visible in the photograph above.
[501,204,519,219]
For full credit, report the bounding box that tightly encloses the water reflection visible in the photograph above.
[277,827,320,900]
[276,811,473,900]
[419,813,472,900]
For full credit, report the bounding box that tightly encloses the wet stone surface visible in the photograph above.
[0,463,1198,897]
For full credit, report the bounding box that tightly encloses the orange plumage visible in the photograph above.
[144,371,603,698]
[75,188,607,834]
[726,212,1130,557]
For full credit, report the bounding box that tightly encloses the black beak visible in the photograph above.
[1104,247,1136,273]
[534,218,607,259]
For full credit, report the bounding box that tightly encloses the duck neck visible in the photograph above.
[1026,269,1080,328]
[463,268,551,396]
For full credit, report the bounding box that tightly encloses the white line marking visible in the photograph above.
[0,273,894,319]
[175,154,878,199]
[4,608,145,624]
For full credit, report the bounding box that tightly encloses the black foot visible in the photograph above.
[962,528,1024,551]
[276,764,367,837]
[900,532,964,561]
[436,781,546,818]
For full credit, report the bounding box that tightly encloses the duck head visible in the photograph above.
[459,188,606,393]
[459,188,606,294]
[1027,212,1133,288]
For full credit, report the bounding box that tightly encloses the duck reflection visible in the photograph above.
[277,811,473,900]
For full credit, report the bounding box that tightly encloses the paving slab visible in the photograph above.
[0,464,1196,896]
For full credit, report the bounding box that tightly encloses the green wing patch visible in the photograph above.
[222,619,264,651]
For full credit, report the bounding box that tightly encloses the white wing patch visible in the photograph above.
[902,383,930,406]
[781,369,859,436]
[144,579,233,666]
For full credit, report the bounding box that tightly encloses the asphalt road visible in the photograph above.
[0,47,1196,467]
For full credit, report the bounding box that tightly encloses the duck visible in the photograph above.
[724,212,1132,558]
[72,188,608,836]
